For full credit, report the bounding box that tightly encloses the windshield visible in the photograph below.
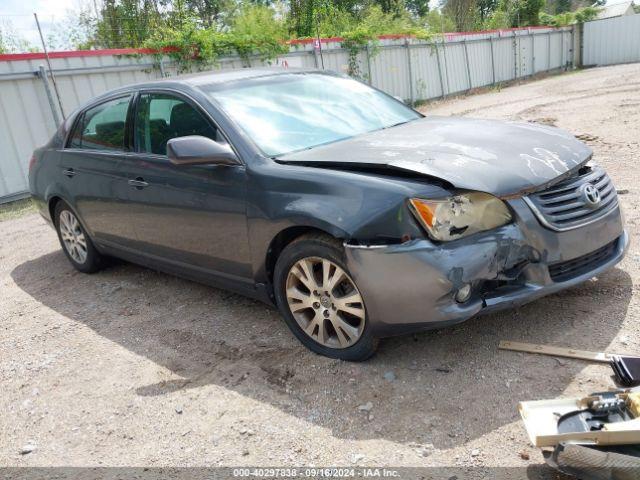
[203,73,422,156]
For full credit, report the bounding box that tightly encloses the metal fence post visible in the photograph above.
[365,43,373,85]
[434,42,446,98]
[548,31,552,71]
[37,65,61,128]
[441,38,451,96]
[489,36,496,84]
[313,43,320,69]
[531,32,535,76]
[463,39,472,90]
[405,39,414,105]
[561,30,565,69]
[576,23,584,68]
[570,25,574,68]
[513,31,518,79]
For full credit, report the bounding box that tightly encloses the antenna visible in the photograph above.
[34,12,66,120]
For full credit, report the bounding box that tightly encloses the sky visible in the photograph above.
[0,0,630,51]
[1,0,81,47]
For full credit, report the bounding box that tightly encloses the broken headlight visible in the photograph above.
[409,192,512,242]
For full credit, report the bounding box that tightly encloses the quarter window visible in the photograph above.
[135,93,224,156]
[69,96,131,151]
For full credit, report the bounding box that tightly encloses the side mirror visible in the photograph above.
[167,135,239,166]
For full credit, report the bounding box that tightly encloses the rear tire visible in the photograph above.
[54,201,104,273]
[274,233,378,361]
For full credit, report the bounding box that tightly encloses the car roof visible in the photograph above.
[68,67,335,122]
[93,67,321,99]
[182,67,316,86]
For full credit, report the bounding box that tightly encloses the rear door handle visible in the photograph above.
[128,177,149,189]
[63,168,76,178]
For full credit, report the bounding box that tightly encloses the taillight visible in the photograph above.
[28,154,36,172]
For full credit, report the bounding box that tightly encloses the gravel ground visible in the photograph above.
[1,64,639,474]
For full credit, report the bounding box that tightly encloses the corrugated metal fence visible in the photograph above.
[0,26,574,203]
[583,14,640,66]
[285,27,574,103]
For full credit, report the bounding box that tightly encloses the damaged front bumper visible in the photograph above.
[345,198,628,337]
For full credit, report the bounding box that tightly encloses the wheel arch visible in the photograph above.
[264,225,344,290]
[47,195,95,240]
[48,195,63,223]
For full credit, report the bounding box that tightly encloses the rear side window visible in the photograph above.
[69,96,131,151]
[135,93,224,156]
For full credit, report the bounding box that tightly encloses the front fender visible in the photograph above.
[246,159,449,283]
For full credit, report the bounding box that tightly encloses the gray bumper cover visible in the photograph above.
[345,199,628,336]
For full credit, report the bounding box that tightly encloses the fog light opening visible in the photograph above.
[455,284,472,303]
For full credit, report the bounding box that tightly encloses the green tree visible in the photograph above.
[377,0,408,16]
[495,0,545,27]
[517,0,546,25]
[0,20,33,53]
[405,0,430,17]
[554,0,571,14]
[288,0,317,37]
[94,0,164,48]
[184,0,232,27]
[476,0,499,20]
[422,8,457,32]
[483,8,510,28]
[574,6,599,22]
[230,3,287,48]
[444,0,481,31]
[540,6,600,26]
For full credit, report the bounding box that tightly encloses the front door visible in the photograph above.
[123,91,253,284]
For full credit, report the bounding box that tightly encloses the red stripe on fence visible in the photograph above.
[0,26,557,61]
[0,46,179,62]
[286,26,556,45]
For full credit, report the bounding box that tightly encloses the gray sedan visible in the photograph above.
[29,68,628,360]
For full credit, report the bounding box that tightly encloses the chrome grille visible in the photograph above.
[524,165,618,231]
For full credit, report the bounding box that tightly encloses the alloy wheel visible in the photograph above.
[59,210,88,264]
[285,257,366,349]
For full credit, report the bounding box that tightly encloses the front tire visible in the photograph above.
[54,201,104,273]
[274,233,378,361]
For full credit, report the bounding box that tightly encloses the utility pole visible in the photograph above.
[34,13,65,120]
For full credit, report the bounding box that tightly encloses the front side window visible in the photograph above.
[135,93,222,156]
[203,73,422,157]
[69,96,131,151]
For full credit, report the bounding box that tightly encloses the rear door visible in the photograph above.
[60,94,137,246]
[122,90,252,284]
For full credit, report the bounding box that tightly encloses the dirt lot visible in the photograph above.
[2,63,639,474]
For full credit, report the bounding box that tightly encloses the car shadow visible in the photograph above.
[11,250,633,449]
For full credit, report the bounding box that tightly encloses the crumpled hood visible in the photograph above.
[277,116,593,197]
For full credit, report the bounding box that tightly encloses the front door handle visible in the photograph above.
[63,168,76,178]
[128,177,149,189]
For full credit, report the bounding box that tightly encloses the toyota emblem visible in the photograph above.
[582,183,601,208]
